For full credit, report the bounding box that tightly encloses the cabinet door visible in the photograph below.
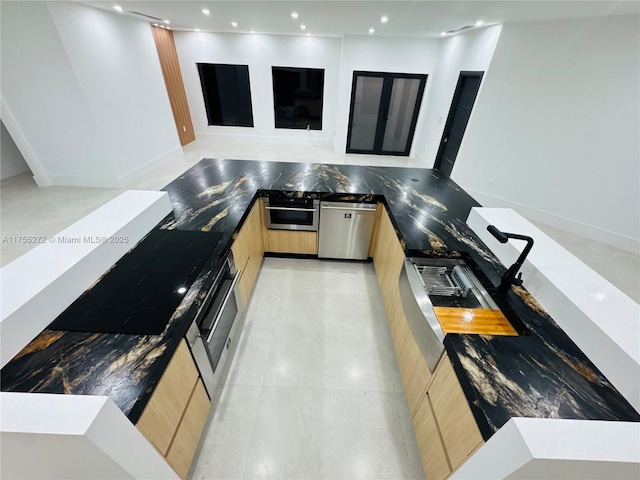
[166,380,211,479]
[265,230,318,254]
[428,356,483,471]
[136,340,199,454]
[398,329,432,415]
[233,200,265,306]
[412,395,450,480]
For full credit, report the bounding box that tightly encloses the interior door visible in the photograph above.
[346,72,427,156]
[433,71,484,177]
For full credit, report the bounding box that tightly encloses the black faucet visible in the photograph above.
[487,225,535,292]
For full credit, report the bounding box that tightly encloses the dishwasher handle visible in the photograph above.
[320,205,376,212]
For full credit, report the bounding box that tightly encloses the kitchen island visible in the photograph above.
[2,159,638,477]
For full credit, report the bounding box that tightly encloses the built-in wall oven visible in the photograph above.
[263,196,320,231]
[186,252,243,397]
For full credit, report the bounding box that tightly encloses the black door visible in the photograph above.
[346,71,427,156]
[433,71,483,176]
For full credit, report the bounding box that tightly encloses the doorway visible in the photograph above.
[346,71,427,156]
[433,71,484,177]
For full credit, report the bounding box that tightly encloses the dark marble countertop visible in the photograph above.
[2,159,638,435]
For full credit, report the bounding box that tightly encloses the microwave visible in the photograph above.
[263,197,320,232]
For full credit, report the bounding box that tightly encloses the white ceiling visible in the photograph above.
[82,1,639,38]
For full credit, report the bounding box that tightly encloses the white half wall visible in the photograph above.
[415,25,502,167]
[0,393,177,479]
[335,35,440,155]
[451,16,640,253]
[468,207,640,412]
[1,2,180,188]
[0,119,30,180]
[0,191,172,368]
[174,31,342,146]
[452,418,640,480]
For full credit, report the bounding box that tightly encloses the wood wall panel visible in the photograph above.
[150,26,195,146]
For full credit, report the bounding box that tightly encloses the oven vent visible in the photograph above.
[128,10,165,21]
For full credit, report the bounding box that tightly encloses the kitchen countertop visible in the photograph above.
[2,159,638,435]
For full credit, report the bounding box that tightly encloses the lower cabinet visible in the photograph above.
[232,199,265,307]
[137,340,211,479]
[265,229,318,254]
[412,355,484,479]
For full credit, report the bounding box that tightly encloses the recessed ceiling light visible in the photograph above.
[202,8,210,15]
[163,19,170,25]
[440,31,447,36]
[300,24,306,30]
[231,21,238,27]
[113,5,123,12]
[152,23,158,27]
[195,28,200,32]
[369,28,375,34]
[381,16,388,23]
[291,12,298,19]
[475,20,484,27]
[251,30,255,34]
[306,33,310,36]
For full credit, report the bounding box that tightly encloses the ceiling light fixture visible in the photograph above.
[195,28,200,31]
[163,19,170,24]
[152,23,158,27]
[440,31,447,36]
[475,20,484,27]
[369,28,375,34]
[251,30,255,34]
[201,8,210,15]
[381,16,388,23]
[307,33,310,36]
[231,21,238,27]
[291,12,298,19]
[300,25,306,30]
[113,5,123,12]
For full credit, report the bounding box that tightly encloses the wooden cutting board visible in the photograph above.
[433,307,518,336]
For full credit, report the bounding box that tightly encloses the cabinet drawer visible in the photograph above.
[265,229,318,254]
[398,329,432,415]
[136,340,199,454]
[166,380,211,479]
[428,356,483,470]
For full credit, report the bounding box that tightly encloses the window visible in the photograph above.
[272,67,324,130]
[197,63,254,127]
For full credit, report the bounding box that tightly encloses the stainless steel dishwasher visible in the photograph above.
[318,201,377,260]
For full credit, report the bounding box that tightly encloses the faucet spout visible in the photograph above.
[487,225,535,292]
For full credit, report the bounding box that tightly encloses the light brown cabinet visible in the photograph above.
[265,229,318,255]
[370,205,410,356]
[231,199,265,307]
[137,340,211,479]
[370,204,483,479]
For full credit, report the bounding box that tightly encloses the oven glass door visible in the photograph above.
[200,270,241,370]
[268,208,315,228]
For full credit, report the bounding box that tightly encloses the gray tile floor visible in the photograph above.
[190,258,425,480]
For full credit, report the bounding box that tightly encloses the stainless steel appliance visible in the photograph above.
[317,201,377,260]
[189,253,243,396]
[263,196,320,231]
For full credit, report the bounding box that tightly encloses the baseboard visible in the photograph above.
[118,146,183,187]
[465,188,639,254]
[195,131,334,147]
[33,174,121,188]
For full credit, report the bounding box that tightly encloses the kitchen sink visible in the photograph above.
[408,257,499,310]
[399,256,525,370]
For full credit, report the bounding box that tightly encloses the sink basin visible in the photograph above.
[399,256,523,368]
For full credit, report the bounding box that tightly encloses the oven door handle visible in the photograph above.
[265,206,317,212]
[206,269,242,343]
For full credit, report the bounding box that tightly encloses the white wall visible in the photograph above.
[175,32,342,146]
[1,120,30,180]
[1,393,177,479]
[1,1,180,188]
[335,35,441,154]
[416,25,502,166]
[451,16,640,253]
